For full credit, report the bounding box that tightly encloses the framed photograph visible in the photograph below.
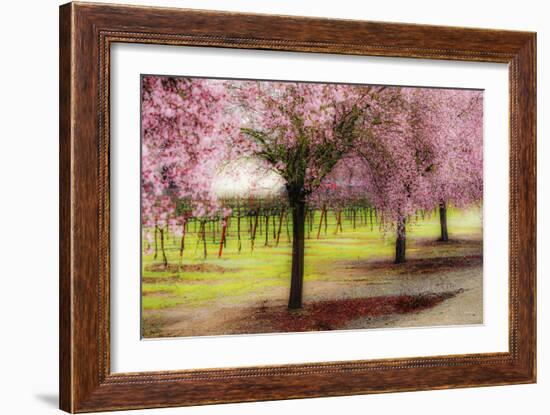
[59,2,536,412]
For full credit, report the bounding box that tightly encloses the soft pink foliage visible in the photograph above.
[233,81,407,199]
[322,87,483,231]
[141,75,483,235]
[141,76,237,231]
[423,89,484,207]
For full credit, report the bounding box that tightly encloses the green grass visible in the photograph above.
[142,206,482,310]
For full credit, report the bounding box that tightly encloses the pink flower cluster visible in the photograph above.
[141,75,483,237]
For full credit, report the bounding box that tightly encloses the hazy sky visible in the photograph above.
[211,159,285,198]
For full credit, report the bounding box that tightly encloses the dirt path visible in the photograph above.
[344,266,482,329]
[143,253,482,338]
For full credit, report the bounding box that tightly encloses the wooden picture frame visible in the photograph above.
[59,2,536,412]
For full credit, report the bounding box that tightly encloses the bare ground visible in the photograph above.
[142,243,483,338]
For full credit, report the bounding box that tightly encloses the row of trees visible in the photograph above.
[141,76,483,309]
[146,195,425,263]
[146,199,399,265]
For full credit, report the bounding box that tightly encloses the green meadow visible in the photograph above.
[142,207,482,312]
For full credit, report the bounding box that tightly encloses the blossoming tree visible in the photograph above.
[424,89,483,241]
[141,75,483,308]
[141,76,237,264]
[236,81,396,308]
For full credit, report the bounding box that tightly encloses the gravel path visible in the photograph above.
[144,252,483,337]
[343,266,482,329]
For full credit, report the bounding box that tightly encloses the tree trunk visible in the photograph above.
[439,200,449,242]
[179,220,186,264]
[212,220,216,243]
[251,210,259,252]
[395,216,406,264]
[158,227,168,267]
[316,208,325,239]
[224,217,229,247]
[153,225,158,259]
[369,208,374,231]
[288,199,306,309]
[218,217,227,257]
[237,213,242,253]
[305,209,310,239]
[276,209,285,246]
[286,212,291,242]
[264,215,269,246]
[202,221,207,258]
[337,211,343,233]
